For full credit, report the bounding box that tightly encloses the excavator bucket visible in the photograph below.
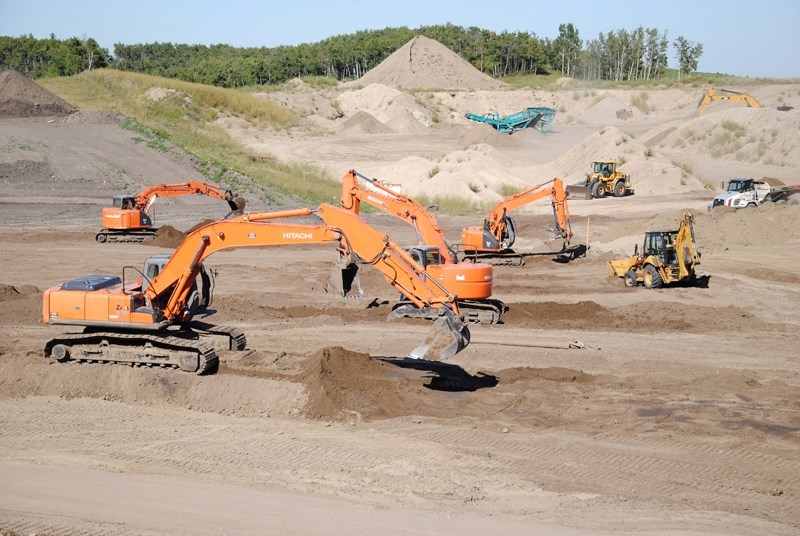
[325,261,364,299]
[408,310,471,360]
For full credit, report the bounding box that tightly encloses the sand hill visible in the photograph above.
[0,69,77,118]
[348,35,507,91]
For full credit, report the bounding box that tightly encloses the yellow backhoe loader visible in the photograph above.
[607,213,700,289]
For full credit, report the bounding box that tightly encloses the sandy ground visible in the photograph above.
[1,65,800,535]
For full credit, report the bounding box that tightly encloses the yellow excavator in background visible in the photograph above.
[607,213,700,289]
[460,178,572,265]
[695,88,762,117]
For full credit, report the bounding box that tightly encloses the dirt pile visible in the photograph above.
[0,70,77,118]
[0,284,42,326]
[348,36,507,90]
[341,110,394,135]
[149,225,186,248]
[300,346,413,420]
[656,107,800,166]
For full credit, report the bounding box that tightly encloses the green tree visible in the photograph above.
[552,23,581,77]
[673,35,703,79]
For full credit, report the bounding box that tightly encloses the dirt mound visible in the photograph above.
[0,70,77,118]
[149,225,186,248]
[349,36,507,90]
[0,284,42,326]
[578,96,630,124]
[504,298,786,334]
[457,123,521,149]
[300,346,412,420]
[342,110,394,135]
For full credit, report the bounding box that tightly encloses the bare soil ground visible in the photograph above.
[1,67,799,535]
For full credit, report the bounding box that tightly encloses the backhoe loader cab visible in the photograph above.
[607,213,700,289]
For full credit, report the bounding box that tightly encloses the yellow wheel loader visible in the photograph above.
[607,213,700,289]
[566,160,634,200]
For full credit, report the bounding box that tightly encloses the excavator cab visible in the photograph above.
[113,195,137,210]
[405,246,444,269]
[143,255,213,315]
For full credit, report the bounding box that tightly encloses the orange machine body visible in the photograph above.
[461,178,571,254]
[340,169,495,300]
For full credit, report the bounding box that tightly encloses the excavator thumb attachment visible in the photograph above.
[325,261,364,299]
[408,310,470,360]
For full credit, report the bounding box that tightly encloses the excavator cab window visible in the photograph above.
[406,247,442,269]
[113,195,137,209]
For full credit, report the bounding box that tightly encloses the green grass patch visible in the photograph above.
[415,193,485,216]
[40,69,341,204]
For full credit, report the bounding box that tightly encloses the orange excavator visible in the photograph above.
[460,178,572,265]
[43,204,470,373]
[96,180,245,243]
[340,169,504,324]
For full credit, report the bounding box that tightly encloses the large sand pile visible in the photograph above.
[371,143,526,202]
[337,83,431,133]
[656,108,800,166]
[0,70,77,118]
[534,126,706,196]
[348,36,507,91]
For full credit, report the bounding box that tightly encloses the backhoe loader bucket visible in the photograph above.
[325,261,364,299]
[408,309,470,360]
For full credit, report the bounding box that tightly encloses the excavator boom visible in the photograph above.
[696,88,762,117]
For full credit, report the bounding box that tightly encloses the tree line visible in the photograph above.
[0,34,108,77]
[1,24,703,87]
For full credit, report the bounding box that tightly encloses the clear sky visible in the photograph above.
[1,0,798,78]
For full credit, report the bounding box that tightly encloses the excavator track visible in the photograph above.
[95,229,158,243]
[44,330,219,374]
[389,299,505,325]
[189,321,247,351]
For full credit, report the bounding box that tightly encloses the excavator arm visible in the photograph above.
[696,88,762,117]
[135,180,244,213]
[340,169,454,263]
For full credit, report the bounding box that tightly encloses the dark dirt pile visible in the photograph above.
[504,300,787,334]
[0,284,42,326]
[149,225,186,248]
[300,346,415,420]
[0,70,77,118]
[349,36,507,90]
